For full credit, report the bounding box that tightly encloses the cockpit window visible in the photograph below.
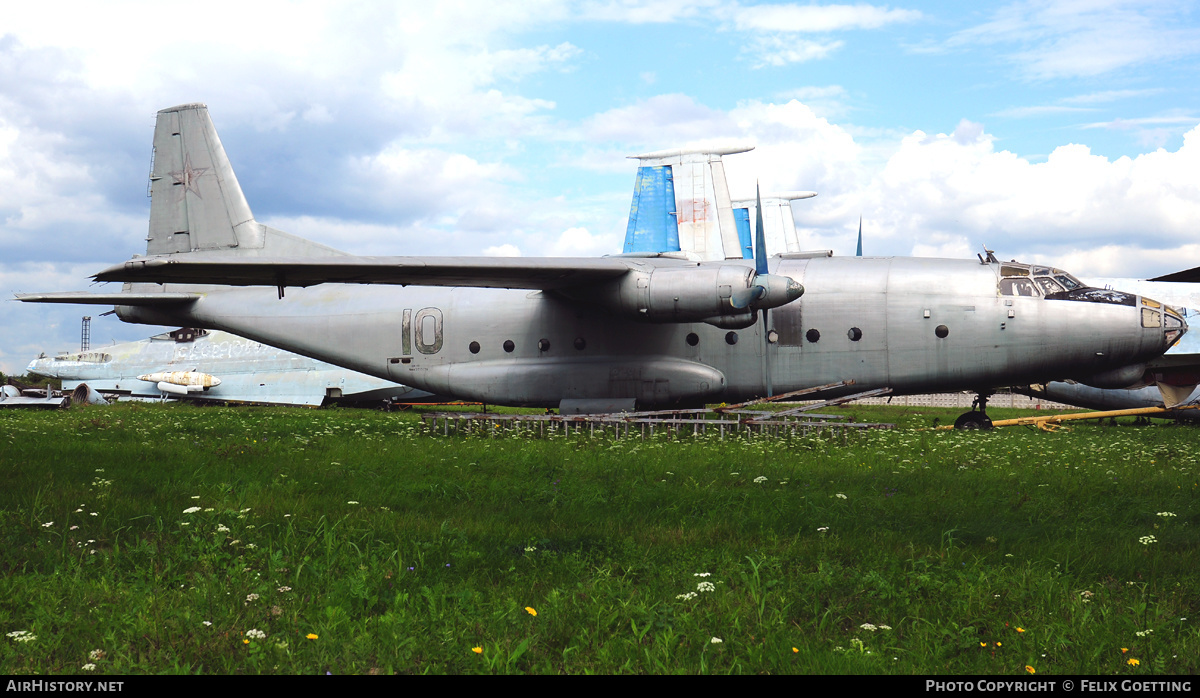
[999,261,1101,300]
[1000,278,1039,296]
[1053,274,1082,290]
[1034,277,1065,295]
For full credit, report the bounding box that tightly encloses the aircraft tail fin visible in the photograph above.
[623,146,752,261]
[147,103,342,258]
[730,191,816,257]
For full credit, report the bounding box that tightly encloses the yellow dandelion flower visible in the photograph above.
[996,642,1002,647]
[472,647,483,654]
[1016,627,1025,633]
[525,607,537,617]
[1128,658,1140,666]
[1026,666,1036,674]
[306,633,319,640]
[792,647,799,653]
[243,639,249,645]
[980,642,987,647]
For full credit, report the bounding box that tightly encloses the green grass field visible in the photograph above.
[1,402,1196,674]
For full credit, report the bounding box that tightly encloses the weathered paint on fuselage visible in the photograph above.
[118,257,1172,408]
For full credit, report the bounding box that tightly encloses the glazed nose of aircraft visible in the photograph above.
[25,358,50,378]
[1142,297,1187,350]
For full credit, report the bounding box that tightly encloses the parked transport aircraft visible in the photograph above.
[16,104,1187,427]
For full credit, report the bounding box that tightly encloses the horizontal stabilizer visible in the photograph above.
[93,255,636,290]
[15,292,202,305]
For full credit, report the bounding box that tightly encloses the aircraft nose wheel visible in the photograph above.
[954,393,993,430]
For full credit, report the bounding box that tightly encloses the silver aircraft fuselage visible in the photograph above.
[116,255,1176,408]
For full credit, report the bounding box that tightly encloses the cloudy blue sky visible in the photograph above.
[3,0,1200,373]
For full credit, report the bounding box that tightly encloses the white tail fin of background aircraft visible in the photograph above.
[146,103,343,259]
[730,191,817,256]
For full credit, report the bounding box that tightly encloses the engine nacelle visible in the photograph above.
[563,263,802,323]
[1078,363,1147,390]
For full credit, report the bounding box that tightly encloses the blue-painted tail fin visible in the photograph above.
[622,146,753,260]
[856,216,863,257]
[624,165,679,254]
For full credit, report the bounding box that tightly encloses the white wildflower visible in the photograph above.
[347,501,359,505]
[245,629,266,640]
[697,581,715,593]
[1139,535,1157,545]
[860,623,878,632]
[246,593,260,603]
[81,663,96,671]
[1157,512,1177,518]
[88,649,105,661]
[277,586,291,593]
[710,637,723,644]
[836,493,847,499]
[817,527,829,532]
[41,522,53,528]
[753,476,768,483]
[217,525,230,533]
[183,507,201,514]
[693,572,711,577]
[203,621,212,627]
[7,631,36,643]
[675,592,697,601]
[1136,629,1154,637]
[879,625,892,630]
[190,496,200,500]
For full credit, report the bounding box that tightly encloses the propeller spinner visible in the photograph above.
[729,183,804,311]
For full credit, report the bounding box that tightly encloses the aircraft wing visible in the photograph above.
[15,292,202,305]
[1149,265,1200,283]
[93,255,638,290]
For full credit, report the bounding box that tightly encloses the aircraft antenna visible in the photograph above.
[80,316,91,352]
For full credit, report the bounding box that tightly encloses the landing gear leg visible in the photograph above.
[954,393,993,431]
